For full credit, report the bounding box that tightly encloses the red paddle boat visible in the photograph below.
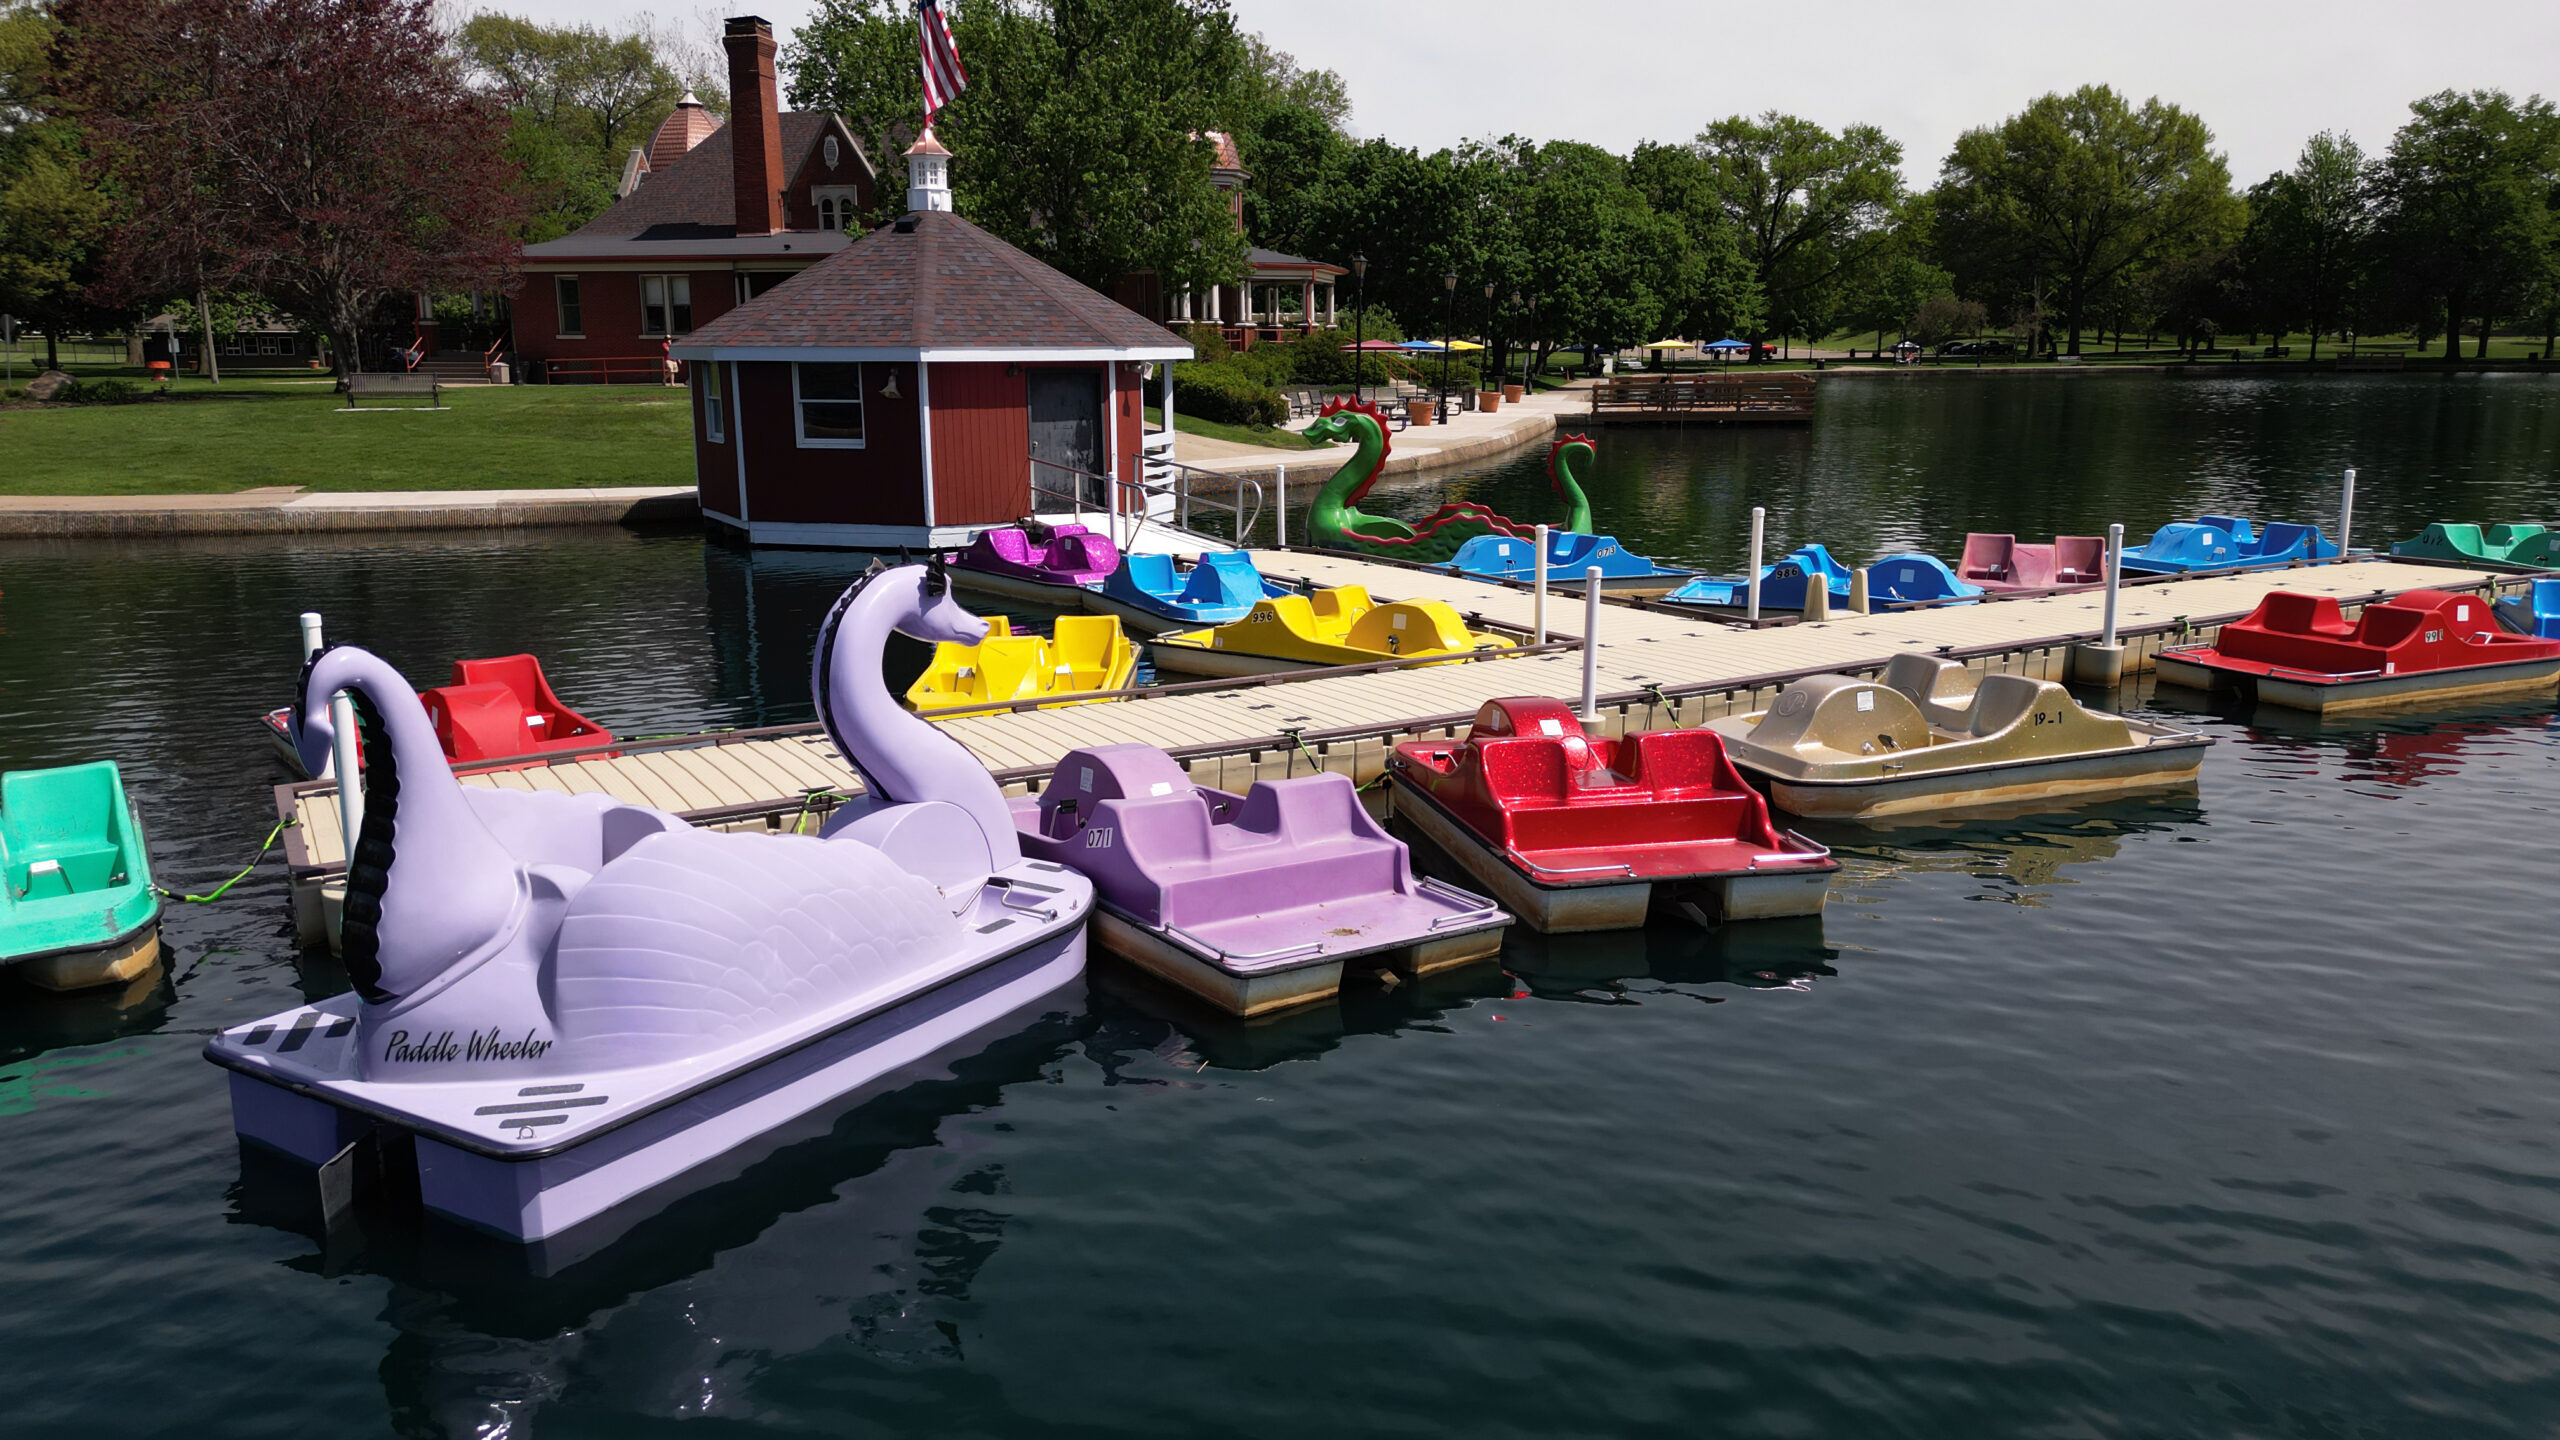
[1385,697,1836,933]
[263,653,613,775]
[2156,589,2560,714]
[1956,533,2107,591]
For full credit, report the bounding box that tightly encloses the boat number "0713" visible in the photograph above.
[1084,827,1114,848]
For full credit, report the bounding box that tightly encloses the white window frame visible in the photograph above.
[791,361,867,449]
[813,186,862,232]
[554,275,584,338]
[700,362,725,443]
[639,273,693,336]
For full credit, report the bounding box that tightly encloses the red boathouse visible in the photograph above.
[672,135,1193,549]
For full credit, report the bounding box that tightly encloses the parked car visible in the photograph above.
[1936,340,2019,358]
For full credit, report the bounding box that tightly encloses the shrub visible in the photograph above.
[63,377,145,405]
[1172,361,1285,427]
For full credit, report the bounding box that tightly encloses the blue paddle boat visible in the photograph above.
[2495,578,2560,639]
[1662,545,1982,612]
[2116,515,2340,577]
[1432,530,1698,596]
[1083,551,1291,635]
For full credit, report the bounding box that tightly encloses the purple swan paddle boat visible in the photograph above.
[948,519,1122,606]
[1012,743,1509,1016]
[206,560,1092,1244]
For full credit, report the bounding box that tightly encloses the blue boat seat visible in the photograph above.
[1121,553,1180,596]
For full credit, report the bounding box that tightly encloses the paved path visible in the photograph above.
[0,485,698,538]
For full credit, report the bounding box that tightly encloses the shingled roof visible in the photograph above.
[553,113,831,242]
[677,209,1193,357]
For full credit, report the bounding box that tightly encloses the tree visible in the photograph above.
[2239,132,2372,358]
[787,0,1248,295]
[456,13,720,243]
[59,0,523,373]
[1627,139,1762,345]
[2372,89,2559,359]
[0,0,111,369]
[1690,112,1903,358]
[1932,85,2239,355]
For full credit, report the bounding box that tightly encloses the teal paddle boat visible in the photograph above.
[2392,523,2558,569]
[3,761,162,991]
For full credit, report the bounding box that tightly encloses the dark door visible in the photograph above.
[1027,369,1104,507]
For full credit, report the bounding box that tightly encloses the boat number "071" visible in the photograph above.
[1084,827,1114,848]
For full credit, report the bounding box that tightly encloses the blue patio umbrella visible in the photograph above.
[1397,339,1447,352]
[1702,338,1751,350]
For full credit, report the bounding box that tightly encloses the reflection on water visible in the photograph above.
[4,375,2560,1435]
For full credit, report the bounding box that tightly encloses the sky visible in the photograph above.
[476,0,2560,186]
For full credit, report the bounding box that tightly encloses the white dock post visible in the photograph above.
[1533,523,1549,644]
[1746,507,1765,622]
[2101,522,2124,648]
[299,611,362,845]
[2338,467,2355,555]
[1580,566,1602,719]
[1274,464,1287,549]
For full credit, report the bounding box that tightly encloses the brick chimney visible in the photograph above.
[723,16,786,236]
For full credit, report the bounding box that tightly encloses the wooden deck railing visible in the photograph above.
[1588,373,1815,420]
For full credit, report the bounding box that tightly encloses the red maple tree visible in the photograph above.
[57,0,523,372]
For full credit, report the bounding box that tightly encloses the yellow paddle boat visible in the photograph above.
[905,615,1137,717]
[1149,585,1514,677]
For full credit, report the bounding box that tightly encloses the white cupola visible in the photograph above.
[905,128,953,213]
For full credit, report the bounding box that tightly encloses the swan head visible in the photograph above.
[288,644,346,777]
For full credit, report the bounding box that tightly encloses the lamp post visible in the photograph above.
[1351,251,1368,402]
[1482,279,1497,398]
[1512,290,1526,389]
[1439,270,1457,423]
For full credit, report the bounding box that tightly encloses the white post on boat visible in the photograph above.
[2338,467,2356,556]
[1533,523,1550,644]
[299,611,361,845]
[1746,506,1765,622]
[1275,464,1287,549]
[1580,566,1603,719]
[2101,522,2124,648]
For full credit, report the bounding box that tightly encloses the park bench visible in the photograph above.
[344,372,442,409]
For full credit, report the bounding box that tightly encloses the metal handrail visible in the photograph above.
[1029,453,1264,551]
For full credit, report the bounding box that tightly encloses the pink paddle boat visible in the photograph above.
[1013,743,1510,1016]
[1955,533,2107,591]
[949,520,1121,606]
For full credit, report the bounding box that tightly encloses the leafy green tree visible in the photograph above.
[2237,132,2372,358]
[0,0,110,368]
[456,14,713,243]
[1626,139,1762,344]
[2372,89,2559,358]
[787,0,1248,295]
[1932,85,2238,355]
[1689,112,1903,358]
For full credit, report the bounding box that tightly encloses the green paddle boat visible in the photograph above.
[3,761,163,991]
[2391,523,2558,568]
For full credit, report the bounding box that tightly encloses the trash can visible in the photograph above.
[488,361,511,385]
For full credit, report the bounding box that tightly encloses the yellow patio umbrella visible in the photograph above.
[1642,339,1692,350]
[1443,339,1486,351]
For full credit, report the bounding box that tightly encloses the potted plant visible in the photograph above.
[1501,379,1525,403]
[1476,385,1502,413]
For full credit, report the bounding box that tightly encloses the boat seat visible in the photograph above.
[2258,522,2320,560]
[1880,653,1979,730]
[978,529,1037,565]
[2006,544,2060,587]
[424,680,538,761]
[1052,531,1120,574]
[1963,674,2048,736]
[1309,586,1373,628]
[1179,553,1264,607]
[2052,536,2107,583]
[1121,553,1179,595]
[1346,601,1471,656]
[14,844,120,897]
[2253,592,2355,637]
[2485,523,2546,552]
[1614,727,1735,792]
[1959,533,2016,581]
[2201,514,2255,544]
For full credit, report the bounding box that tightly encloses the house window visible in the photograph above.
[813,186,862,232]
[555,276,583,336]
[701,363,725,443]
[733,271,790,305]
[793,363,865,447]
[640,274,692,335]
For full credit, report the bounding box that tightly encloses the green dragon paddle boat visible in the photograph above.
[3,761,162,991]
[1301,398,1593,565]
[2391,523,2558,568]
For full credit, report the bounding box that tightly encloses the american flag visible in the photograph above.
[918,0,967,120]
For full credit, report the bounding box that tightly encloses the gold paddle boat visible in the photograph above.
[905,614,1137,717]
[1705,654,2210,820]
[1149,585,1513,677]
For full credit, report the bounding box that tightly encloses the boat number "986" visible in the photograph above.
[1084,827,1114,848]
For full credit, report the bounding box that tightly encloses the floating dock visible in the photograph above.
[1584,373,1816,423]
[277,552,2534,945]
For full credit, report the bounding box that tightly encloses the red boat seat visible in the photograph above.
[2053,537,2106,583]
[2254,592,2357,637]
[1958,533,2016,581]
[422,681,534,763]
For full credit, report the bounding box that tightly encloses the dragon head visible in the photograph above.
[1306,395,1395,506]
[1546,434,1596,501]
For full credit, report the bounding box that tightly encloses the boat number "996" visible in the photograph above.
[1084,827,1114,848]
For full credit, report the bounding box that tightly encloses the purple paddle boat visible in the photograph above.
[205,560,1093,1245]
[949,520,1122,607]
[1012,744,1510,1016]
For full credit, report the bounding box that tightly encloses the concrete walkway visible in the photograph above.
[0,485,697,538]
[1171,381,1595,491]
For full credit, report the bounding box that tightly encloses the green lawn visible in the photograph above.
[1143,406,1324,451]
[0,375,694,495]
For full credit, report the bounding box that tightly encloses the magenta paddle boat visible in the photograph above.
[949,520,1121,606]
[1013,744,1510,1016]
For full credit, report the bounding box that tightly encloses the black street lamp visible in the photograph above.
[1511,290,1526,390]
[1482,279,1497,397]
[1439,270,1457,423]
[1350,251,1368,401]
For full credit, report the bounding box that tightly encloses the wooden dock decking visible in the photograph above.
[1585,373,1816,423]
[278,553,2523,897]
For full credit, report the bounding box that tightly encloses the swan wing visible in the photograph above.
[548,827,968,1068]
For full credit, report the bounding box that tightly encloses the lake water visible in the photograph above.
[3,374,2557,1436]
